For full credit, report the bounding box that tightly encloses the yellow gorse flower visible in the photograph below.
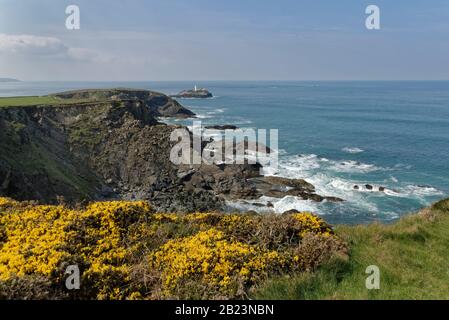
[292,212,333,238]
[0,204,74,279]
[148,228,285,296]
[0,199,151,299]
[0,197,342,299]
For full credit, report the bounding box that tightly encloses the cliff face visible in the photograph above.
[0,103,101,203]
[0,103,180,204]
[0,89,186,203]
[0,89,340,212]
[0,94,228,211]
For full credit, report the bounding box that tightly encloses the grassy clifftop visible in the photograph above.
[254,198,449,300]
[0,93,95,107]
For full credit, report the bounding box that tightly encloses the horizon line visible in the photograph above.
[6,79,449,82]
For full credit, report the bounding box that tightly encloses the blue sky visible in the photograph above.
[1,0,449,80]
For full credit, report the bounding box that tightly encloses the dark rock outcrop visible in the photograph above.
[353,184,387,193]
[205,125,238,130]
[248,176,343,202]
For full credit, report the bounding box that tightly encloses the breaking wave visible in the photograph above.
[342,147,364,154]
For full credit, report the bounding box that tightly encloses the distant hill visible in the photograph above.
[0,78,20,82]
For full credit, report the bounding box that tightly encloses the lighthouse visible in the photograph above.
[194,85,198,92]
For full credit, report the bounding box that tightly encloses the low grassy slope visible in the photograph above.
[0,96,90,107]
[254,198,449,300]
[0,89,137,107]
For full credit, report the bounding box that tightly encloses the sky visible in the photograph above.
[1,0,449,81]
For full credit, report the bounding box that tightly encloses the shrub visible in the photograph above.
[148,228,286,299]
[0,197,345,299]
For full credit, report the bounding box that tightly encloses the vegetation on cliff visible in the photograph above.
[0,197,345,299]
[1,197,447,300]
[0,96,94,107]
[254,198,449,300]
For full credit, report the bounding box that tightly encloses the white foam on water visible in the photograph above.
[342,147,364,154]
[228,150,443,218]
[275,154,322,173]
[386,185,444,198]
[390,176,399,183]
[403,185,443,196]
[262,153,443,215]
[329,160,383,173]
[268,196,322,214]
[229,119,254,125]
[225,199,272,214]
[225,196,322,215]
[278,149,288,156]
[394,163,413,170]
[205,108,227,116]
[195,113,213,119]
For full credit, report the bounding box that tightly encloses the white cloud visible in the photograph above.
[0,34,67,55]
[0,33,111,63]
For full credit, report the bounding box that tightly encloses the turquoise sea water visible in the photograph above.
[2,81,449,224]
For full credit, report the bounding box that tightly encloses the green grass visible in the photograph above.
[0,96,58,107]
[0,96,92,107]
[253,199,449,299]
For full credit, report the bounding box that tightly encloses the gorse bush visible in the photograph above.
[149,228,287,298]
[0,199,151,299]
[0,197,346,299]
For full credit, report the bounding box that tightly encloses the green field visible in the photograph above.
[254,198,449,300]
[0,96,92,107]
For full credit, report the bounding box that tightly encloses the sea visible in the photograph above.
[1,80,449,224]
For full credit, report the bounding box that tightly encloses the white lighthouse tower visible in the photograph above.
[194,85,198,92]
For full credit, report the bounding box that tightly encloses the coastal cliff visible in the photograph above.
[0,92,212,210]
[0,89,338,211]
